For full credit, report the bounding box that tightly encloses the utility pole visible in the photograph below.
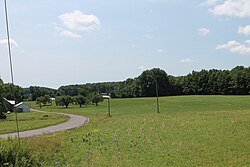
[108,97,111,117]
[155,79,160,113]
[4,0,21,146]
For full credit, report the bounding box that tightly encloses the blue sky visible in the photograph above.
[0,0,250,88]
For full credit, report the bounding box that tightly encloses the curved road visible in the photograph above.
[0,109,89,139]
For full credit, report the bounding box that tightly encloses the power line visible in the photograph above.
[4,0,21,146]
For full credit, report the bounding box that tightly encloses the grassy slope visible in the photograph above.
[0,111,69,134]
[28,96,250,166]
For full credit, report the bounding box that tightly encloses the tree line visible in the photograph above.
[36,93,103,108]
[0,65,249,117]
[52,66,249,98]
[1,66,250,106]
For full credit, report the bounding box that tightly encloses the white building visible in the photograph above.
[14,102,31,112]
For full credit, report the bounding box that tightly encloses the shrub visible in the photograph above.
[0,139,40,167]
[0,113,7,119]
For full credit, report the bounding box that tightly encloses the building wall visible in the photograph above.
[17,104,30,112]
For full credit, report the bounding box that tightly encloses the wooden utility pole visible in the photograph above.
[155,79,160,113]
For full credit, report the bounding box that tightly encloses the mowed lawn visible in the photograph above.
[0,111,69,134]
[27,96,250,167]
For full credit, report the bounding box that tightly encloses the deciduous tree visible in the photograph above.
[74,95,87,108]
[56,96,72,108]
[90,93,103,106]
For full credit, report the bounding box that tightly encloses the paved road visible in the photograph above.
[0,109,89,139]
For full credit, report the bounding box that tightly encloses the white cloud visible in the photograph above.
[157,49,165,53]
[245,40,250,45]
[238,25,250,36]
[216,40,250,55]
[59,30,82,38]
[180,58,194,63]
[200,0,222,6]
[0,39,18,48]
[59,10,101,32]
[198,27,211,36]
[210,0,250,17]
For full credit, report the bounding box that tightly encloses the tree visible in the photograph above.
[29,86,56,101]
[90,93,103,106]
[56,96,72,108]
[137,68,171,97]
[1,83,23,103]
[229,66,249,95]
[74,96,87,108]
[0,82,7,119]
[36,95,51,108]
[44,95,52,105]
[36,97,43,108]
[30,86,43,101]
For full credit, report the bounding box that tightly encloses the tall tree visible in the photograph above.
[137,68,171,97]
[44,95,52,105]
[90,93,103,106]
[36,97,43,108]
[56,96,72,108]
[1,83,23,103]
[74,95,87,108]
[0,79,7,119]
[229,66,249,94]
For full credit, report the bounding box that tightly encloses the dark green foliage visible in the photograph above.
[229,66,250,94]
[90,93,103,106]
[0,113,7,119]
[57,86,80,97]
[36,97,43,108]
[29,86,56,101]
[11,66,250,100]
[57,83,113,97]
[0,80,7,118]
[36,95,51,108]
[53,66,250,98]
[44,95,51,105]
[173,66,250,95]
[137,68,171,97]
[114,79,138,98]
[1,83,24,103]
[56,96,72,108]
[73,96,87,108]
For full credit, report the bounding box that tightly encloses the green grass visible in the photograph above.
[26,96,250,166]
[0,111,69,134]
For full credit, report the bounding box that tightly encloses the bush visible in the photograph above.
[0,113,6,119]
[0,139,40,167]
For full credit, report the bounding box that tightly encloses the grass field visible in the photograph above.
[25,96,250,166]
[0,111,69,134]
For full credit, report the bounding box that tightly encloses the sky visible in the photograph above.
[0,0,250,88]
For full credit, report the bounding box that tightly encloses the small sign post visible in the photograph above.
[102,94,111,117]
[155,79,160,113]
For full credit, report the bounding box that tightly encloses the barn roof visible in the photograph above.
[3,98,15,105]
[102,95,111,99]
[15,102,30,108]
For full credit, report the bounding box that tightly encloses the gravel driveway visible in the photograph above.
[0,109,89,139]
